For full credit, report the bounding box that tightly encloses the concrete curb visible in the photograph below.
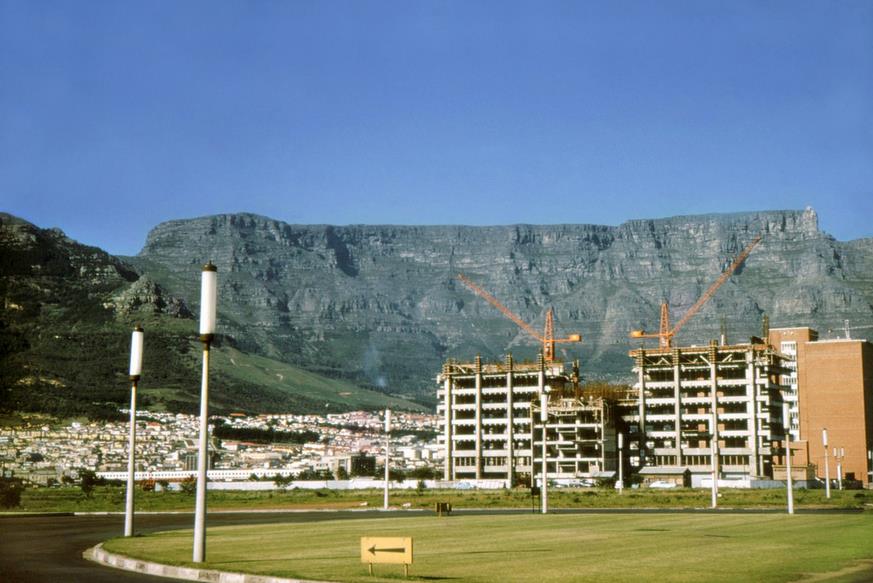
[0,512,75,518]
[83,543,331,583]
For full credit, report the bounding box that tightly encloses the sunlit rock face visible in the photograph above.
[133,208,873,403]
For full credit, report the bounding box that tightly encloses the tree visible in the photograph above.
[0,477,23,508]
[409,466,437,480]
[273,474,294,487]
[179,476,197,494]
[336,466,349,480]
[80,470,99,498]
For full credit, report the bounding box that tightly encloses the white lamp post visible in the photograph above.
[383,409,391,510]
[193,262,217,563]
[710,412,718,509]
[784,404,794,515]
[617,433,624,494]
[836,447,844,490]
[124,325,144,537]
[540,390,549,514]
[823,428,830,499]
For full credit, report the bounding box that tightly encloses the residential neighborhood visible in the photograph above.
[0,410,442,485]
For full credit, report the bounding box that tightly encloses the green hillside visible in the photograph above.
[0,213,423,418]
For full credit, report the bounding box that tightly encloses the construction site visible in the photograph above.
[438,236,873,489]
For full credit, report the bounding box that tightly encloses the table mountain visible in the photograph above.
[128,207,873,406]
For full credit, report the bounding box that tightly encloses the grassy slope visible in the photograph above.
[211,346,425,412]
[103,512,873,583]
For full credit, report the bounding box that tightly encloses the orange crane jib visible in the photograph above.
[630,235,762,349]
[456,274,581,362]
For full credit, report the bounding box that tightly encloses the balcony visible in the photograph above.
[647,398,676,406]
[648,430,677,438]
[682,396,712,405]
[720,413,750,421]
[646,414,676,422]
[680,380,711,389]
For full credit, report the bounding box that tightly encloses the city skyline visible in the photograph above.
[2,1,871,255]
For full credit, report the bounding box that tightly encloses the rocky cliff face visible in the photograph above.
[1,213,417,417]
[133,208,873,404]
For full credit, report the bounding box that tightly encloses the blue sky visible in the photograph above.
[1,1,871,256]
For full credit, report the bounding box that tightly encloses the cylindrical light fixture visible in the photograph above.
[199,262,218,339]
[129,326,144,380]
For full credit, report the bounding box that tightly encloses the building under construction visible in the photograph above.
[437,355,618,485]
[627,339,788,484]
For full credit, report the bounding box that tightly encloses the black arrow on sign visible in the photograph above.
[369,546,406,554]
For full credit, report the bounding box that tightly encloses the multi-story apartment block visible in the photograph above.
[438,355,577,485]
[530,394,618,482]
[628,339,788,484]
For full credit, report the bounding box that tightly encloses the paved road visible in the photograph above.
[0,511,398,583]
[0,508,860,582]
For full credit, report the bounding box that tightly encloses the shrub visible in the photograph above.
[0,477,23,508]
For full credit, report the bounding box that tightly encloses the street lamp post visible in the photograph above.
[836,447,844,490]
[540,390,549,514]
[784,404,794,515]
[124,326,144,537]
[710,412,718,509]
[193,262,217,563]
[383,409,391,510]
[617,433,624,494]
[823,428,830,499]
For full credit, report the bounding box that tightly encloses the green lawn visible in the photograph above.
[13,485,873,513]
[103,513,873,583]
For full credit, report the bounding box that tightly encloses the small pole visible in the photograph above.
[540,391,549,514]
[617,432,624,494]
[384,409,391,510]
[124,326,144,537]
[784,404,794,515]
[710,412,718,509]
[193,262,217,563]
[837,447,844,490]
[823,428,830,499]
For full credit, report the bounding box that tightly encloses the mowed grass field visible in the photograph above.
[103,512,873,583]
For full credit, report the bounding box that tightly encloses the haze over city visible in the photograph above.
[2,1,871,255]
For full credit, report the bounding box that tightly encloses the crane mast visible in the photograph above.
[631,235,762,349]
[456,274,581,362]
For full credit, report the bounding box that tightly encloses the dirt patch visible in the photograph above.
[792,559,873,582]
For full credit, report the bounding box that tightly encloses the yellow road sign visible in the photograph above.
[360,536,413,565]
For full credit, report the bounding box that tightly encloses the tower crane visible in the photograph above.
[630,235,762,349]
[456,274,581,362]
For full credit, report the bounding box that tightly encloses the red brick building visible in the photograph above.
[770,328,873,486]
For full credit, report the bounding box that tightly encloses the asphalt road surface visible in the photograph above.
[0,508,860,583]
[0,511,397,583]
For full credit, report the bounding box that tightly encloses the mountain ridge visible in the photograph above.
[127,207,873,405]
[4,208,872,414]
